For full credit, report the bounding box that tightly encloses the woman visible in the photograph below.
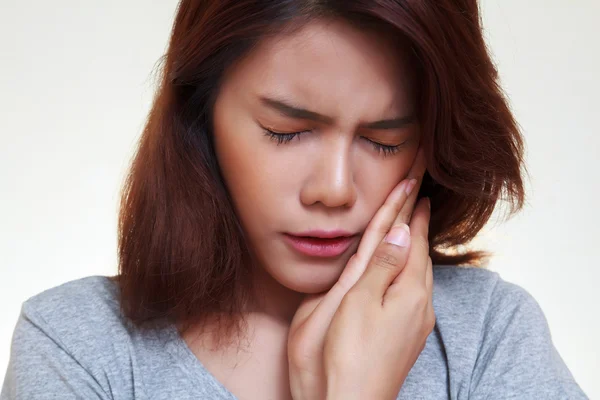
[1,0,588,399]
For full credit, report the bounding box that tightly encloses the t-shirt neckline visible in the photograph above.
[164,322,239,399]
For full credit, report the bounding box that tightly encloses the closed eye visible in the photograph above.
[262,128,308,144]
[362,137,409,156]
[262,127,409,157]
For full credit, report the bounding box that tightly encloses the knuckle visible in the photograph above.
[426,312,437,331]
[335,273,354,293]
[390,198,405,214]
[397,210,411,224]
[415,293,429,310]
[371,249,401,271]
[373,220,392,236]
[408,287,429,309]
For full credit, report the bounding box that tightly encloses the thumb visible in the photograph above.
[351,223,411,299]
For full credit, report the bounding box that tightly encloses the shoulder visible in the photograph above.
[431,265,587,398]
[23,274,120,309]
[2,276,136,398]
[430,264,543,349]
[21,275,124,333]
[433,265,532,313]
[433,265,545,323]
[432,263,550,345]
[432,264,535,314]
[17,275,136,371]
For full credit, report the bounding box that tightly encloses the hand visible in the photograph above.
[324,190,433,399]
[287,148,432,400]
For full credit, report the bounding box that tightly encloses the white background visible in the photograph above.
[1,0,598,397]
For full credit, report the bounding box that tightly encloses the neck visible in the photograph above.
[177,264,306,355]
[246,262,306,326]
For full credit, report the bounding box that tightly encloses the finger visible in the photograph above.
[352,177,415,269]
[292,253,360,325]
[343,147,425,293]
[290,255,362,344]
[293,152,427,338]
[291,180,415,339]
[350,222,411,300]
[354,146,425,266]
[394,147,427,226]
[400,197,431,284]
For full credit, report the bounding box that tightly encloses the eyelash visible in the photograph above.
[262,129,405,157]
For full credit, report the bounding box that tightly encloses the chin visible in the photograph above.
[270,259,346,294]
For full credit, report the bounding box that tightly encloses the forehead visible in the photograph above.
[223,18,416,119]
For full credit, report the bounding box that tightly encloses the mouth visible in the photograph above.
[282,230,358,258]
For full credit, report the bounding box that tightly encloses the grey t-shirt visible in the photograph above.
[1,265,588,399]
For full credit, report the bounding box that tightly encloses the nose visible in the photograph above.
[299,138,357,209]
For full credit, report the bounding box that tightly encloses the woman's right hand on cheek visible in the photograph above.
[287,148,432,400]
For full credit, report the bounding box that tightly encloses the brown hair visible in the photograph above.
[115,0,526,338]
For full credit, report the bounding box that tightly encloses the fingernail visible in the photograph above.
[405,179,417,195]
[384,224,410,247]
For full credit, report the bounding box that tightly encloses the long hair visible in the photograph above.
[115,0,526,340]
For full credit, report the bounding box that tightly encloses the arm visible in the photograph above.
[1,302,112,400]
[469,279,588,399]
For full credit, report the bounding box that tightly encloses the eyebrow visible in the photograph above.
[258,96,416,129]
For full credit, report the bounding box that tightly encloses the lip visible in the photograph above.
[283,230,357,258]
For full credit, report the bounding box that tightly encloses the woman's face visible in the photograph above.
[213,18,420,294]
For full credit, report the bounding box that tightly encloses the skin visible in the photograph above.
[213,17,420,317]
[183,17,430,400]
[289,160,432,400]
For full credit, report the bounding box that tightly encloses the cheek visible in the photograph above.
[356,147,417,215]
[212,122,299,233]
